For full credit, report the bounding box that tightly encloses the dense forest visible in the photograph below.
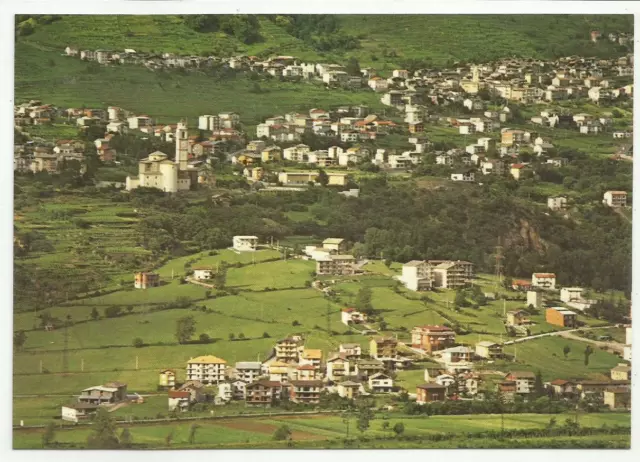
[120,179,631,297]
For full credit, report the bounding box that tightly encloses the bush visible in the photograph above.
[199,333,211,344]
[263,332,270,338]
[132,337,144,348]
[292,320,300,326]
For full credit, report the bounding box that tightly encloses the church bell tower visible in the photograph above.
[175,119,189,170]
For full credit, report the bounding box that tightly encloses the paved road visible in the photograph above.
[503,325,619,345]
[557,330,625,353]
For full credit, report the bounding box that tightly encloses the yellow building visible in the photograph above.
[186,355,227,384]
[159,369,176,388]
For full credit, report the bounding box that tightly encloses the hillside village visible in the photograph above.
[12,18,633,450]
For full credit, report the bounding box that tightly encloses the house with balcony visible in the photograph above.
[289,380,323,404]
[337,381,365,399]
[326,354,351,381]
[186,355,227,384]
[368,373,394,393]
[339,343,362,359]
[411,325,456,353]
[432,260,474,289]
[504,371,535,394]
[234,362,262,383]
[475,341,503,360]
[275,336,304,363]
[316,254,356,276]
[245,380,285,406]
[369,337,398,360]
[398,260,434,291]
[603,191,627,208]
[532,273,556,290]
[416,383,446,403]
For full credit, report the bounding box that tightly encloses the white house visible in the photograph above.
[531,273,556,290]
[193,267,214,280]
[603,191,627,208]
[547,196,567,211]
[233,235,258,251]
[341,308,366,325]
[234,362,262,383]
[560,287,585,303]
[451,172,475,182]
[368,372,393,393]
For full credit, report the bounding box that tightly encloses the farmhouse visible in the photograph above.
[603,387,631,409]
[167,390,192,411]
[341,308,366,325]
[610,363,632,381]
[134,272,159,289]
[78,382,128,405]
[192,266,215,280]
[233,235,258,252]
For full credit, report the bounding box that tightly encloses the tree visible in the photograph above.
[381,421,390,433]
[175,315,197,344]
[119,428,132,448]
[132,337,144,348]
[534,370,545,397]
[316,169,329,186]
[199,333,211,344]
[90,307,100,320]
[104,306,123,318]
[188,424,200,444]
[392,422,405,437]
[263,332,270,338]
[126,306,134,314]
[503,276,513,289]
[563,345,571,359]
[454,290,467,308]
[354,286,373,314]
[357,405,373,433]
[42,422,56,448]
[346,57,361,76]
[13,330,27,351]
[229,333,235,340]
[273,424,292,441]
[87,407,120,449]
[164,430,174,447]
[214,266,227,289]
[584,345,594,366]
[238,332,245,339]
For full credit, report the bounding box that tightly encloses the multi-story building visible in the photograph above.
[432,261,471,289]
[603,191,627,207]
[532,273,556,290]
[134,272,159,289]
[547,196,568,211]
[339,343,362,359]
[398,260,434,291]
[232,235,258,252]
[316,255,356,275]
[411,325,456,353]
[158,369,176,388]
[504,371,535,394]
[545,307,577,327]
[369,337,398,359]
[275,337,304,363]
[186,355,227,384]
[475,341,503,359]
[245,380,284,406]
[234,362,262,383]
[288,380,322,404]
[326,354,351,381]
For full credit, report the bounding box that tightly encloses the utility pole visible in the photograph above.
[494,238,504,289]
[503,299,506,317]
[135,355,139,370]
[326,297,331,336]
[171,269,174,280]
[62,315,70,375]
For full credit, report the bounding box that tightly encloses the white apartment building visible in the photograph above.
[603,191,627,207]
[547,196,567,211]
[233,235,258,252]
[186,355,227,384]
[234,362,262,383]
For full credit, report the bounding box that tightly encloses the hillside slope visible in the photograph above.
[18,14,633,66]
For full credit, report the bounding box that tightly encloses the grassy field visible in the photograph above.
[12,411,631,449]
[15,41,382,127]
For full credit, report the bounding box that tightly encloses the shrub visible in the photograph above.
[132,337,144,348]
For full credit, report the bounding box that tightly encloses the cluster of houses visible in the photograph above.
[253,107,397,144]
[64,48,371,88]
[303,238,359,276]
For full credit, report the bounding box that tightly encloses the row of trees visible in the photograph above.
[182,15,262,44]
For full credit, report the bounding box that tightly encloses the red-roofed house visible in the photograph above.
[411,325,456,353]
[168,390,191,411]
[510,163,528,180]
